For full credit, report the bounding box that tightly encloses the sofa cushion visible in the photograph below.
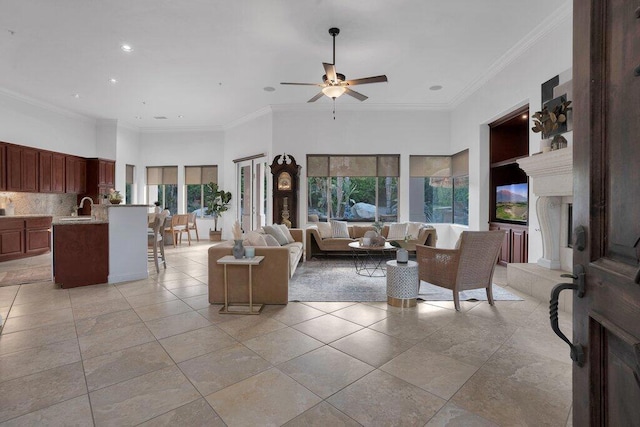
[330,220,350,238]
[276,224,295,244]
[264,225,289,246]
[263,234,281,247]
[316,222,333,239]
[406,222,423,240]
[244,230,267,247]
[387,222,408,240]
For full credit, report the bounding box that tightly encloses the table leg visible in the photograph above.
[223,264,228,311]
[248,264,253,313]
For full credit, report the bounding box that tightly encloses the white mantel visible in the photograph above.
[518,148,573,270]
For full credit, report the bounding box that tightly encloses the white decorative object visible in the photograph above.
[386,260,419,307]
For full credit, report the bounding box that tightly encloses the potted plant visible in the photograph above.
[531,100,572,151]
[205,182,232,241]
[107,188,123,204]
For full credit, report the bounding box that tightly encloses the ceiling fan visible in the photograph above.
[281,27,388,103]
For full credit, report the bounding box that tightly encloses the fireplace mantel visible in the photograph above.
[517,149,573,197]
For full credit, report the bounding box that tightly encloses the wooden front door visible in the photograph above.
[572,0,640,424]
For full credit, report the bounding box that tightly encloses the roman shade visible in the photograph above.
[307,155,399,177]
[146,166,178,185]
[409,156,452,177]
[185,165,218,185]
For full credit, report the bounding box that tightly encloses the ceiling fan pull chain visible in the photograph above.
[333,98,336,120]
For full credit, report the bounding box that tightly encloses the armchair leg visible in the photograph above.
[486,285,495,306]
[453,292,461,311]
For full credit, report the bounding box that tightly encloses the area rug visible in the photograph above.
[0,265,52,287]
[289,258,522,302]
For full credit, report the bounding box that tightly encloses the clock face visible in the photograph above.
[278,172,292,191]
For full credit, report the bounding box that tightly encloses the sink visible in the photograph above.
[58,216,94,222]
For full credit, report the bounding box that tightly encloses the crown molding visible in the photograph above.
[222,106,273,131]
[449,1,572,108]
[138,124,224,133]
[0,87,97,124]
[270,102,451,113]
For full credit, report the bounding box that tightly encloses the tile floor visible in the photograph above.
[0,242,573,426]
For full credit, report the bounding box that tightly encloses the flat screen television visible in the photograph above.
[495,183,528,223]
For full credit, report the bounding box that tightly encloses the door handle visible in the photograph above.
[549,265,586,366]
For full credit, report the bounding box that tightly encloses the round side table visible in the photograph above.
[386,260,419,308]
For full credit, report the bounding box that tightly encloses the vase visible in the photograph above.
[232,239,245,259]
[540,138,551,153]
[110,199,122,204]
[396,248,409,264]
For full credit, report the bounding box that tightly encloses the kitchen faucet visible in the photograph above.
[78,197,94,210]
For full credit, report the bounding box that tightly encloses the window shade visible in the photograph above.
[307,155,399,177]
[409,156,451,177]
[452,150,469,177]
[146,166,178,185]
[125,164,134,184]
[185,165,218,185]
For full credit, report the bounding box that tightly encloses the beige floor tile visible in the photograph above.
[159,325,236,363]
[279,346,374,398]
[503,324,574,365]
[78,322,156,359]
[0,362,87,423]
[206,367,322,426]
[330,328,415,367]
[381,346,478,400]
[72,296,131,320]
[416,315,517,367]
[369,314,442,342]
[243,327,323,365]
[125,290,178,308]
[137,398,225,427]
[168,284,208,299]
[178,343,271,395]
[0,321,76,355]
[68,286,123,307]
[144,311,211,340]
[452,370,572,427]
[284,401,360,427]
[134,299,193,322]
[291,314,363,344]
[83,341,175,391]
[116,282,168,298]
[74,308,141,337]
[263,302,325,325]
[1,307,74,334]
[12,290,70,307]
[421,300,482,312]
[90,365,200,426]
[426,401,499,426]
[0,338,80,383]
[327,370,445,426]
[331,303,390,326]
[196,304,236,324]
[217,314,287,341]
[0,394,93,427]
[467,299,541,327]
[181,294,211,310]
[160,277,207,290]
[7,297,71,318]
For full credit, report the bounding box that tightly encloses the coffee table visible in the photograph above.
[348,241,396,277]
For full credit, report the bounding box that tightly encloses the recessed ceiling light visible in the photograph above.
[429,85,443,91]
[108,78,118,84]
[135,115,142,119]
[120,44,133,53]
[72,93,80,99]
[263,86,275,92]
[522,114,528,119]
[154,116,168,120]
[177,115,184,118]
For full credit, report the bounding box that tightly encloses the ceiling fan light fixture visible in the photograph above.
[322,85,346,99]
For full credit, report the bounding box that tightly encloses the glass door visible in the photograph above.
[237,157,268,232]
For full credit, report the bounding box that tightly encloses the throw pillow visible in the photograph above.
[406,222,422,240]
[263,225,289,246]
[316,222,333,239]
[276,224,295,244]
[387,222,408,240]
[243,230,267,247]
[263,234,281,247]
[330,220,350,238]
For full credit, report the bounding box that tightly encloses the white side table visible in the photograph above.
[386,260,419,308]
[217,255,265,315]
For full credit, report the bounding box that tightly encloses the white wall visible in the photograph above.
[272,108,452,227]
[138,129,226,213]
[116,125,141,201]
[0,90,97,157]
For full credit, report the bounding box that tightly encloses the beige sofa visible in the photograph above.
[208,229,303,305]
[305,224,437,260]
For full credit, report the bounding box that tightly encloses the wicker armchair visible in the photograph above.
[416,230,505,311]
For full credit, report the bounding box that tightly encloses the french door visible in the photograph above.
[236,156,268,232]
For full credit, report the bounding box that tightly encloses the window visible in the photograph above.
[146,166,178,214]
[409,151,468,224]
[125,164,135,204]
[185,165,218,218]
[307,155,399,222]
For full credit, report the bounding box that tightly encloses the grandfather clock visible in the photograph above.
[270,154,300,228]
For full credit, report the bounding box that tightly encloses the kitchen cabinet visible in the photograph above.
[65,156,86,194]
[7,145,38,192]
[83,158,115,209]
[0,143,6,191]
[0,216,51,262]
[53,222,108,288]
[40,151,66,193]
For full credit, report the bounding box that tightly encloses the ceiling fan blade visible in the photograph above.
[344,87,368,101]
[280,82,322,86]
[307,92,325,103]
[323,62,338,83]
[344,75,388,86]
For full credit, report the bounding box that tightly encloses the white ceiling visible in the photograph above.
[0,0,569,130]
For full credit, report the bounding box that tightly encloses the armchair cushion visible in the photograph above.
[330,220,350,238]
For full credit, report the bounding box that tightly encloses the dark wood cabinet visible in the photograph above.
[25,217,52,255]
[53,223,108,288]
[6,145,39,192]
[40,151,66,193]
[65,156,87,194]
[0,217,51,262]
[0,144,5,191]
[82,159,115,209]
[98,159,115,186]
[490,222,528,265]
[0,219,25,261]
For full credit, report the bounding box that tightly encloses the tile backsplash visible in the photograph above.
[0,192,77,216]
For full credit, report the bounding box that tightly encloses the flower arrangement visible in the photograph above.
[105,188,123,204]
[531,100,572,138]
[232,220,243,241]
